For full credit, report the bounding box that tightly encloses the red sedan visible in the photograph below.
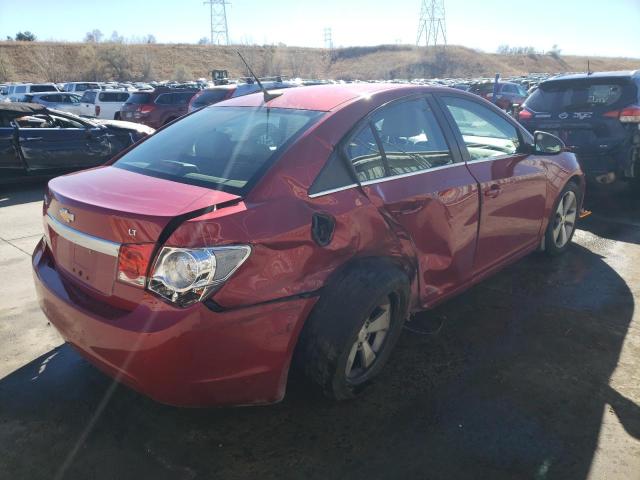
[33,84,584,407]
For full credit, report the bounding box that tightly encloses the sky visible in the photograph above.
[0,0,638,58]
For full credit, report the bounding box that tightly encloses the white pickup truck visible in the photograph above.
[78,89,133,119]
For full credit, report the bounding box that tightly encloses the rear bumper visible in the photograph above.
[32,239,317,407]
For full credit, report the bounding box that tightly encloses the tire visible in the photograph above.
[296,259,410,400]
[114,112,121,120]
[544,181,580,256]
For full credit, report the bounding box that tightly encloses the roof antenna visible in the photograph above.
[236,51,283,103]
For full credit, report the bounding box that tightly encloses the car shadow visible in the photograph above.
[0,240,636,479]
[580,182,640,245]
[0,180,48,208]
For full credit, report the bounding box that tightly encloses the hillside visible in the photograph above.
[0,41,638,82]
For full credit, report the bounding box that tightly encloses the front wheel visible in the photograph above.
[544,182,580,255]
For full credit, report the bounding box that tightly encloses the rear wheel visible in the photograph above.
[113,112,121,120]
[544,182,580,256]
[296,260,410,400]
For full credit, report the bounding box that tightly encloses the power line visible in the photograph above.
[203,0,230,45]
[416,0,447,48]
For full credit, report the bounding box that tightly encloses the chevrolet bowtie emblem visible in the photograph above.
[59,208,75,223]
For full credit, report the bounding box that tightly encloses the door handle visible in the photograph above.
[24,137,43,141]
[484,184,501,198]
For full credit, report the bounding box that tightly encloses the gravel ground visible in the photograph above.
[0,181,639,480]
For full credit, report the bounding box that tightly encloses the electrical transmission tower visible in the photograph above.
[324,27,333,49]
[416,0,447,48]
[203,0,230,45]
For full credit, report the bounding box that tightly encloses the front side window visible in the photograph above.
[80,91,97,103]
[442,96,519,160]
[114,106,324,194]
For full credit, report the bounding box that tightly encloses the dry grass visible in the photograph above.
[0,41,638,82]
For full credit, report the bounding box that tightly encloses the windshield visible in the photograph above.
[526,79,636,112]
[114,106,324,194]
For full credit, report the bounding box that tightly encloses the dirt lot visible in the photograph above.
[0,181,639,480]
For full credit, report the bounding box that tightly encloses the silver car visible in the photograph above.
[21,92,84,116]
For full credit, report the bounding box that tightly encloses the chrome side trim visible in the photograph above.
[308,183,359,198]
[46,214,121,257]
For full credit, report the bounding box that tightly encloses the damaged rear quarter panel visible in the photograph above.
[165,190,414,308]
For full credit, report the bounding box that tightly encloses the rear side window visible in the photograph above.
[30,85,57,93]
[126,92,152,104]
[42,94,62,102]
[195,89,231,105]
[443,96,519,160]
[15,86,26,94]
[80,91,97,103]
[526,80,636,112]
[346,125,385,182]
[114,106,324,194]
[98,92,122,102]
[155,93,174,105]
[175,92,195,104]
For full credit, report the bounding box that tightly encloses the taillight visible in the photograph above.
[139,104,155,114]
[117,244,155,287]
[148,245,251,307]
[518,108,533,120]
[604,105,640,123]
[95,105,101,116]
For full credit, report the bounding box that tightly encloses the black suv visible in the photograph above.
[518,71,640,185]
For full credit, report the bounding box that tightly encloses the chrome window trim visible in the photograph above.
[308,161,464,198]
[46,214,121,257]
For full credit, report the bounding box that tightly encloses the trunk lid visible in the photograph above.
[45,166,240,296]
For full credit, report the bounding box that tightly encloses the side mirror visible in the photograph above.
[533,130,564,155]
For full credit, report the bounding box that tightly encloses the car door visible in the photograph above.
[348,96,480,306]
[436,94,547,276]
[61,94,83,115]
[79,91,97,117]
[17,114,110,171]
[0,125,23,175]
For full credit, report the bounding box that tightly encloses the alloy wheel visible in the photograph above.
[552,190,577,248]
[345,299,391,381]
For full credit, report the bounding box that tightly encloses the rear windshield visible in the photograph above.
[30,84,57,93]
[126,92,152,104]
[526,79,637,112]
[114,106,324,194]
[193,89,230,105]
